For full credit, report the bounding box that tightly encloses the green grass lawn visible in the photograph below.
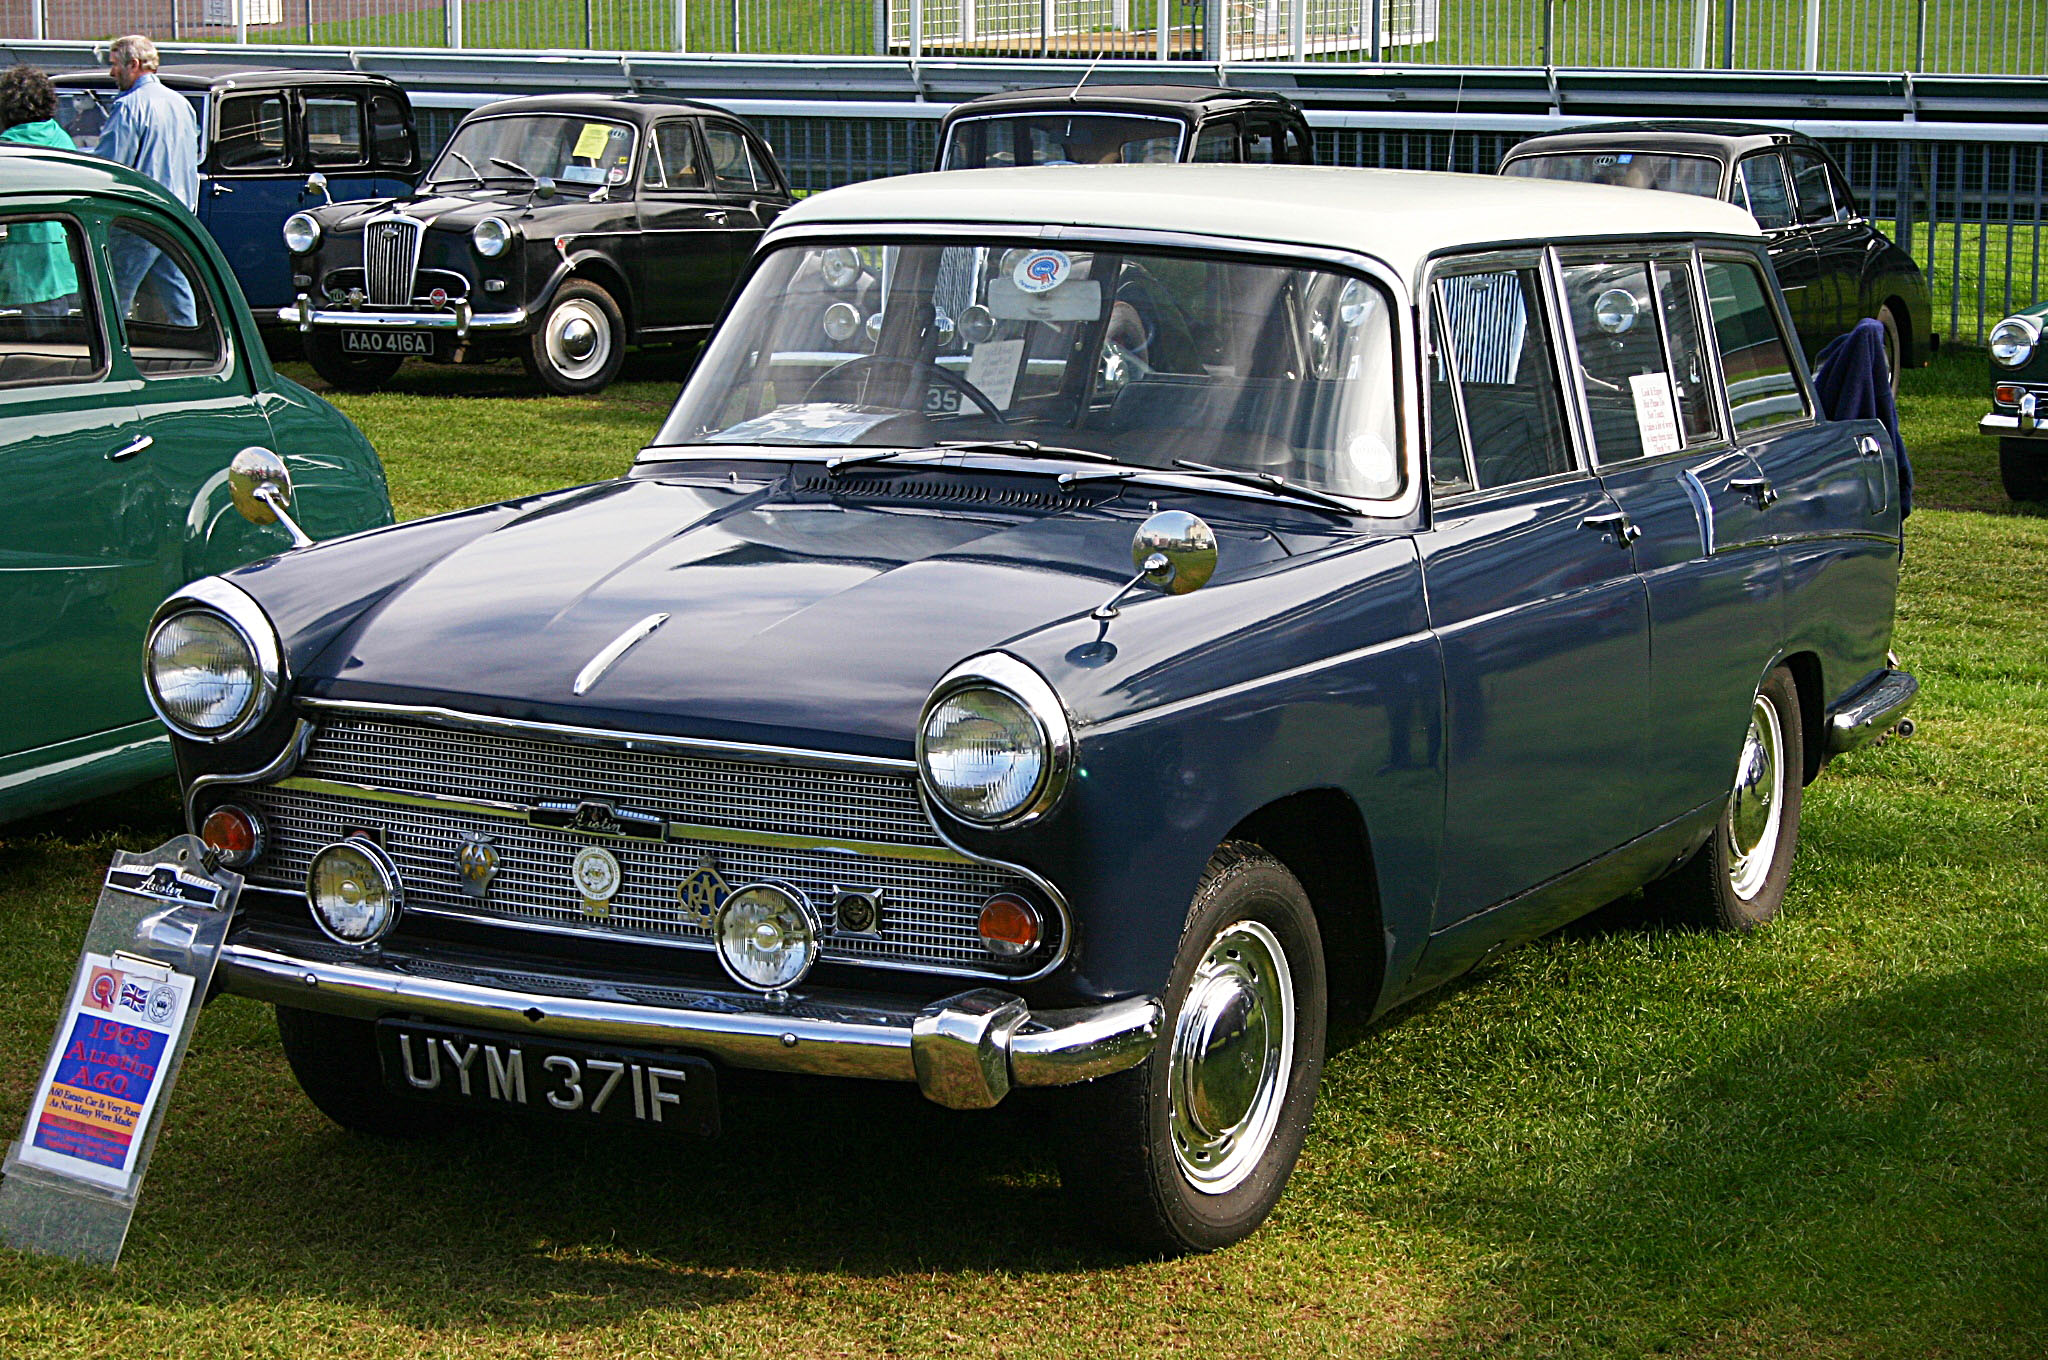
[0,346,2042,1357]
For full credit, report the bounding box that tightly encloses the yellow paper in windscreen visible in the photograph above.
[571,123,612,161]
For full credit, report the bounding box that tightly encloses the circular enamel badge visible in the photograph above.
[572,845,621,914]
[1013,248,1071,294]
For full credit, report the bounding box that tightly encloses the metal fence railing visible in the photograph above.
[8,0,2043,73]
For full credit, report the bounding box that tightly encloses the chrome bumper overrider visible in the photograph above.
[280,294,528,337]
[217,934,1159,1112]
[1826,667,1918,755]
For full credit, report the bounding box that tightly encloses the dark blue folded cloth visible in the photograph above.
[1812,318,1912,518]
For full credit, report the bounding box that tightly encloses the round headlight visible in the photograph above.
[146,610,263,737]
[1990,316,2039,369]
[713,882,821,992]
[820,246,862,289]
[472,216,513,258]
[821,301,861,343]
[306,837,403,944]
[282,212,320,254]
[918,655,1072,827]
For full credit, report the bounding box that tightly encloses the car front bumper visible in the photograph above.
[217,926,1160,1112]
[280,294,528,338]
[1981,411,2047,440]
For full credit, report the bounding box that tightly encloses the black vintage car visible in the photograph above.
[1500,120,1934,389]
[52,67,419,323]
[280,93,792,394]
[935,84,1314,169]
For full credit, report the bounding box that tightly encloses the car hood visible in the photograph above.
[317,188,564,234]
[300,469,1290,756]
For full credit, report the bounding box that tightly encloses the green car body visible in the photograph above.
[1983,299,2048,502]
[0,146,393,823]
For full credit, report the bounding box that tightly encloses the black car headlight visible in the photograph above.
[1990,316,2038,369]
[918,654,1072,827]
[282,212,320,254]
[143,578,283,743]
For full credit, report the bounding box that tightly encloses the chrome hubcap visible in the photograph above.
[1726,693,1785,900]
[1168,919,1294,1195]
[546,298,611,380]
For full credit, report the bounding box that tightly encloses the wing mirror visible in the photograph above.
[533,176,557,201]
[304,171,331,205]
[1092,510,1217,619]
[228,447,314,548]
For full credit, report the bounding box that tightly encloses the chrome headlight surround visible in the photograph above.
[282,212,320,255]
[917,652,1074,829]
[1990,315,2039,369]
[472,216,514,258]
[143,577,285,744]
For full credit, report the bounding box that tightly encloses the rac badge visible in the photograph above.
[455,834,498,900]
[571,845,622,918]
[676,855,728,924]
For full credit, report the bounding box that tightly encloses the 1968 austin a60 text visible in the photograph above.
[153,165,1915,1253]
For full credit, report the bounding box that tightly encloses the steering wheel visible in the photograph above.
[805,354,1008,426]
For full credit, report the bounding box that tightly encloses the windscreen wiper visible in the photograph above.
[436,150,484,185]
[489,155,538,182]
[1169,460,1361,517]
[825,440,1119,477]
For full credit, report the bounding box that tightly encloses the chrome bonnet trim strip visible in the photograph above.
[573,612,671,696]
[294,698,916,774]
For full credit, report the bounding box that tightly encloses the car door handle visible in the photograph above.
[209,181,233,197]
[1857,435,1885,459]
[1726,476,1779,507]
[1579,511,1641,545]
[704,209,728,223]
[106,433,153,462]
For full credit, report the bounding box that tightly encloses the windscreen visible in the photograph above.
[1502,151,1722,198]
[941,112,1185,168]
[655,239,1404,501]
[427,114,636,190]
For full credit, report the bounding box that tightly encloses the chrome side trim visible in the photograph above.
[269,773,978,865]
[1825,667,1918,755]
[215,936,1158,1109]
[184,719,315,834]
[572,612,671,696]
[294,698,915,774]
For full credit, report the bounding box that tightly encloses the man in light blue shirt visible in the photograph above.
[96,34,199,327]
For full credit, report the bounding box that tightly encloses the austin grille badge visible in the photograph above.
[572,845,622,918]
[676,854,728,924]
[455,834,499,900]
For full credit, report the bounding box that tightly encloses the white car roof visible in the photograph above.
[773,164,1764,286]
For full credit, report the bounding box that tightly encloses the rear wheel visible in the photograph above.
[524,279,625,395]
[2001,438,2048,502]
[1045,843,1326,1255]
[275,1004,453,1138]
[303,332,403,391]
[1643,666,1804,932]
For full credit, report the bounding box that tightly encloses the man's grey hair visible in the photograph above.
[109,35,159,72]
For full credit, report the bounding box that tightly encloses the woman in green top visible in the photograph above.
[0,65,82,316]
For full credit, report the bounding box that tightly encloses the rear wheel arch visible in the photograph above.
[1226,788,1385,1019]
[1776,649,1827,785]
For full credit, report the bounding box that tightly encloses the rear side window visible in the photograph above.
[1734,154,1794,230]
[107,218,225,378]
[215,93,288,170]
[1192,124,1237,162]
[1244,120,1283,164]
[1787,150,1841,224]
[0,216,102,387]
[1430,264,1576,492]
[1702,256,1810,437]
[1560,254,1721,464]
[305,95,365,167]
[369,92,413,170]
[704,124,766,193]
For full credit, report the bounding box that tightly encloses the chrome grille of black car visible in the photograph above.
[363,216,421,306]
[229,713,1057,978]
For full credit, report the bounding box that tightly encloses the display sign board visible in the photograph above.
[0,836,238,1267]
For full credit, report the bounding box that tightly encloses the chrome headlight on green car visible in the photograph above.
[144,578,284,743]
[918,653,1073,828]
[1990,316,2039,369]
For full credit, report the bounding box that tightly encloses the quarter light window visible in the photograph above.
[1431,266,1575,491]
[0,217,101,387]
[1735,155,1795,231]
[1703,257,1809,436]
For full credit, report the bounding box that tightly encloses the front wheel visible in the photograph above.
[1643,666,1805,932]
[1045,843,1326,1255]
[2001,438,2048,503]
[303,332,403,391]
[525,279,626,395]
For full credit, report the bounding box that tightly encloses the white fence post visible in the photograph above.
[1691,0,1709,67]
[909,0,921,59]
[237,0,249,43]
[1159,0,1172,59]
[1289,0,1305,59]
[1804,0,1821,70]
[30,0,44,40]
[673,0,687,51]
[446,0,463,48]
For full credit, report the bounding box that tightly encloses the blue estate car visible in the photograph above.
[146,166,1915,1254]
[53,68,419,325]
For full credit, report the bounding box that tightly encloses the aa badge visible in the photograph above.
[571,845,621,918]
[455,834,499,900]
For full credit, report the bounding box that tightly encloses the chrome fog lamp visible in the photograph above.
[1990,316,2038,368]
[713,882,822,992]
[282,212,320,254]
[472,216,514,258]
[820,246,862,289]
[918,654,1073,827]
[821,301,861,343]
[306,836,403,944]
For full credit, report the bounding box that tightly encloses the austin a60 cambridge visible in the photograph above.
[150,165,1914,1253]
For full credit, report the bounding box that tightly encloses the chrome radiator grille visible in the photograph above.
[231,714,1056,978]
[363,217,421,306]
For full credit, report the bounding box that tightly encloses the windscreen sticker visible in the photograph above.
[965,340,1025,409]
[571,123,614,160]
[1629,372,1684,456]
[1012,249,1072,294]
[988,277,1102,323]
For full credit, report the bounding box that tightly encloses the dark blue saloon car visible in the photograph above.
[145,166,1915,1255]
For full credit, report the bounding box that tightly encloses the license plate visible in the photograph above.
[342,329,434,356]
[375,1020,718,1137]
